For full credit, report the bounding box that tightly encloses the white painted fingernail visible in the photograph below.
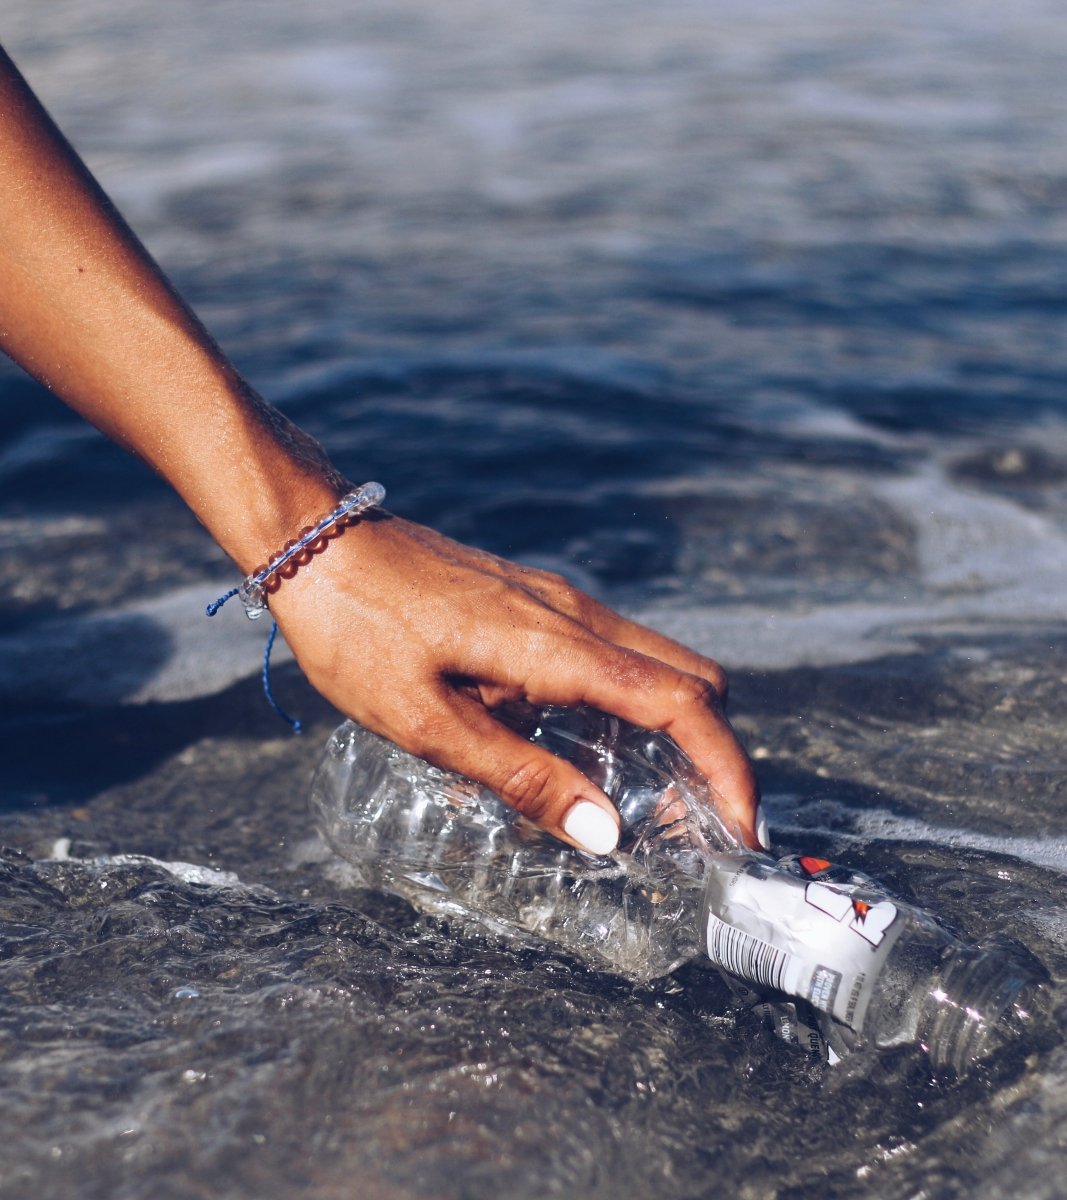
[756,804,771,851]
[563,801,619,856]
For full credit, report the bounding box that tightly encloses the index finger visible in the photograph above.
[517,631,761,848]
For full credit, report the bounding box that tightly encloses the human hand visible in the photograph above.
[269,512,762,855]
[0,45,759,854]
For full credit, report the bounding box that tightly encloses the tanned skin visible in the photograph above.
[0,46,760,854]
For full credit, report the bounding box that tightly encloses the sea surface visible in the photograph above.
[2,2,1066,1197]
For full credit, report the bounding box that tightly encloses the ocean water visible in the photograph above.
[1,1,1066,1196]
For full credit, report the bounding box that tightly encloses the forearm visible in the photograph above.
[0,46,344,571]
[0,46,761,850]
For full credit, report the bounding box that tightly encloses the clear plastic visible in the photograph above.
[310,704,1047,1072]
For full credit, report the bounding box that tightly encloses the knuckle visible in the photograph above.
[536,568,573,594]
[497,756,559,823]
[673,674,724,715]
[704,660,729,700]
[527,569,592,619]
[563,589,599,626]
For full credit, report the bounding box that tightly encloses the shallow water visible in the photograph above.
[2,1,1067,1197]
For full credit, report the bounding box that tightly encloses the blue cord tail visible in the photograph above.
[206,588,239,617]
[262,620,302,733]
[207,589,302,732]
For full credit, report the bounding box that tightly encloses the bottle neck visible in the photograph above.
[918,948,1045,1075]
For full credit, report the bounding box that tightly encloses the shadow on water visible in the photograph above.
[0,664,333,811]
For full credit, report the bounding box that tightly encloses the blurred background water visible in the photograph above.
[1,1,1066,1197]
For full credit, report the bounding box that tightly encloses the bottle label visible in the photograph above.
[703,853,904,1034]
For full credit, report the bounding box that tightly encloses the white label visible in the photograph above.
[703,854,903,1034]
[706,914,795,994]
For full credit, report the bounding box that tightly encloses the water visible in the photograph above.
[2,1,1066,1195]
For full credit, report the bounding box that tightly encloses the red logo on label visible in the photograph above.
[851,899,871,921]
[799,856,834,876]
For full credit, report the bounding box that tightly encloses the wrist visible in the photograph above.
[235,482,386,619]
[209,457,350,580]
[161,369,351,575]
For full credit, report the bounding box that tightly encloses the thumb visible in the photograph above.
[417,696,620,856]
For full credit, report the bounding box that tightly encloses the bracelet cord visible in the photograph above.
[205,481,386,732]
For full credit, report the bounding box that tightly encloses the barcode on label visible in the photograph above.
[706,915,792,992]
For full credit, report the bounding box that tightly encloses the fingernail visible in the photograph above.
[563,800,619,856]
[756,803,771,851]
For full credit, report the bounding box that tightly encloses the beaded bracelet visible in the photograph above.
[206,481,386,731]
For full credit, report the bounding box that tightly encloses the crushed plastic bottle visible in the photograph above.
[310,704,1047,1073]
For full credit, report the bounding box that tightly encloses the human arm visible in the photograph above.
[0,45,762,853]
